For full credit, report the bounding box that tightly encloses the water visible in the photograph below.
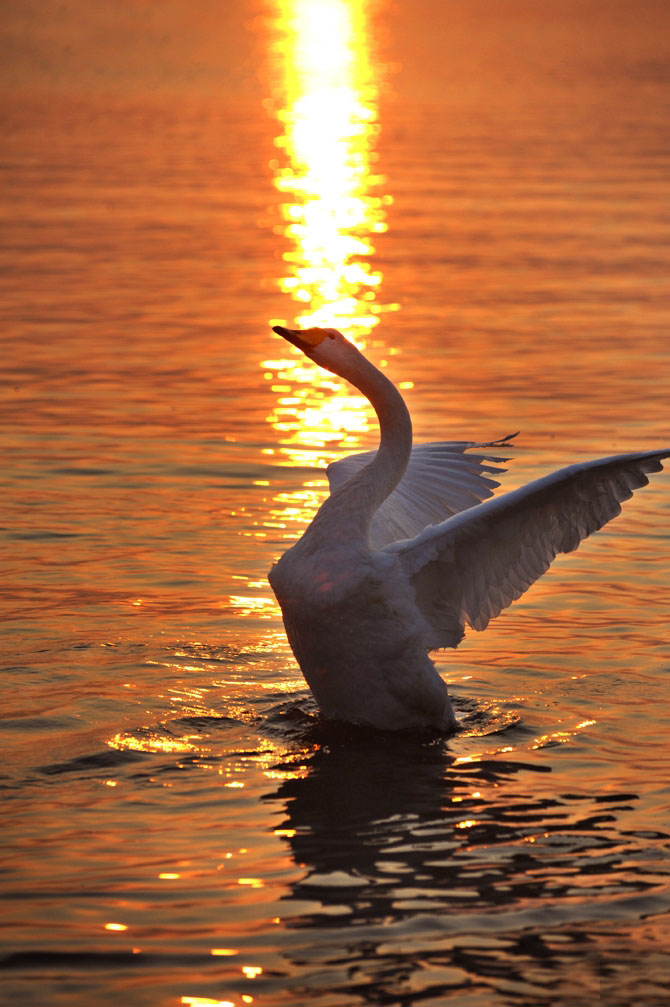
[2,2,670,1005]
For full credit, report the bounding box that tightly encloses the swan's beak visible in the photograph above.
[272,325,330,351]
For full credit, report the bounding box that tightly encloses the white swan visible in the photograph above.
[269,324,668,732]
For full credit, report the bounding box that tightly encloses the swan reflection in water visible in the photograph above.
[269,324,669,733]
[260,707,657,1006]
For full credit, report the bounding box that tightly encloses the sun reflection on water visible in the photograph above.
[255,0,394,572]
[266,0,392,337]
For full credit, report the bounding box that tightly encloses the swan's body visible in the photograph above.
[269,324,668,732]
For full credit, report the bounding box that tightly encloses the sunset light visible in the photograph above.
[260,0,393,547]
[6,2,670,1005]
[268,0,390,334]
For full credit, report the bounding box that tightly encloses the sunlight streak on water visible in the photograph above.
[266,0,392,336]
[243,0,398,616]
[262,0,393,493]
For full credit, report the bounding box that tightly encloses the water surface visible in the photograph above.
[2,2,670,1005]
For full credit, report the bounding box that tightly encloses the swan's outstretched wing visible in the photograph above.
[387,449,669,650]
[327,435,516,549]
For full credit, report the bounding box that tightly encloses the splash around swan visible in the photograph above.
[268,324,669,732]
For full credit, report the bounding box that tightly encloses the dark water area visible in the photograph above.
[2,2,670,1005]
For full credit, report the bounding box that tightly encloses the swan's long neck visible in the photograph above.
[303,345,412,548]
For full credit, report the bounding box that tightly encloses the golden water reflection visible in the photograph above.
[261,0,395,553]
[267,0,391,336]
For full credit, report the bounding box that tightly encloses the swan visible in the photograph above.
[268,324,668,732]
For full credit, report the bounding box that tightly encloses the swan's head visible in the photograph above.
[272,325,352,374]
[272,324,341,353]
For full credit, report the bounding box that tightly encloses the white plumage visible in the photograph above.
[269,324,668,732]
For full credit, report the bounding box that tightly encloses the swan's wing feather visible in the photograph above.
[387,449,669,650]
[327,435,517,549]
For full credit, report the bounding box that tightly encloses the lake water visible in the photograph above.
[2,2,670,1005]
